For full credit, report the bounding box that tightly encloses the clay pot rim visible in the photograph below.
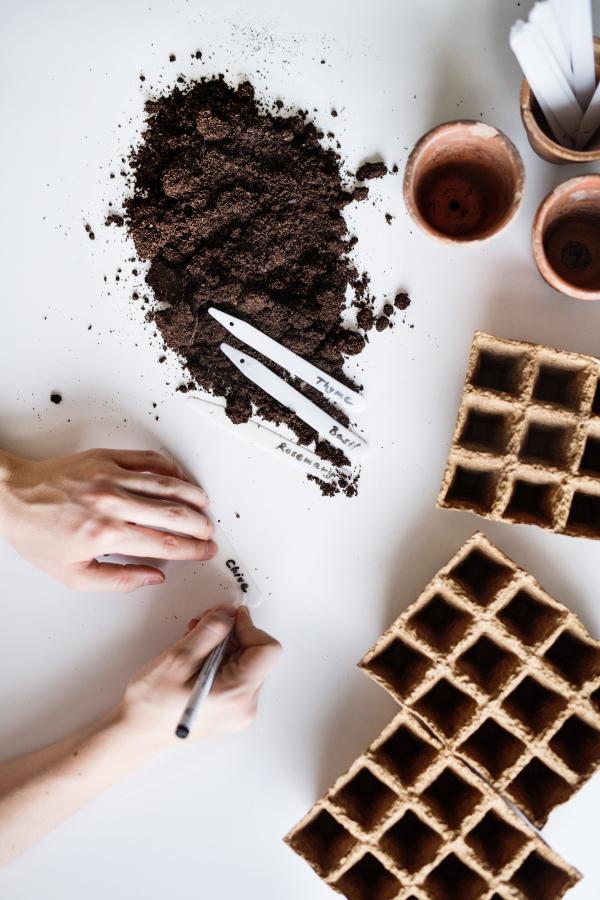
[532,174,600,301]
[520,77,600,165]
[403,119,526,247]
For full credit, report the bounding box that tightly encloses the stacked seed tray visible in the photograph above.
[286,532,600,900]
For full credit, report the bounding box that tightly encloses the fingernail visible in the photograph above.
[207,540,218,557]
[143,575,164,586]
[237,605,251,619]
[212,604,237,618]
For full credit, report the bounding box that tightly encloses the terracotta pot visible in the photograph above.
[403,121,525,245]
[520,37,600,165]
[532,174,600,300]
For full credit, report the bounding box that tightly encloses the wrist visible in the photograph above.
[108,701,178,761]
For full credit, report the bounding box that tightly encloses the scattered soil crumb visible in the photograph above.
[50,394,62,404]
[394,291,411,310]
[308,470,360,498]
[385,213,393,225]
[376,316,389,331]
[356,308,374,332]
[356,162,388,180]
[105,214,125,227]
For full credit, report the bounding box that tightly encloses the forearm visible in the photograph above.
[0,706,159,868]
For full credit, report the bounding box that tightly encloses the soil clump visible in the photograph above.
[123,76,394,495]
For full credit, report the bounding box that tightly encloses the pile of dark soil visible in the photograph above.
[121,75,400,495]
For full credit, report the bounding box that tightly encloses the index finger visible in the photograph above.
[169,607,237,682]
[106,449,191,484]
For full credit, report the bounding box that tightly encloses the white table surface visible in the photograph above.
[2,0,600,897]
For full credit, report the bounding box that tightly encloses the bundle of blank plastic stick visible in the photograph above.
[511,0,600,150]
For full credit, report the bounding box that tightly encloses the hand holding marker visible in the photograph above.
[158,448,262,738]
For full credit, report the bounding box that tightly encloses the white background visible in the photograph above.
[1,0,600,897]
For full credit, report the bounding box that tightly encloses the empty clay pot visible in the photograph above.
[532,174,600,300]
[521,37,600,165]
[403,121,525,245]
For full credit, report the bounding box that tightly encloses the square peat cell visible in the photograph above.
[510,850,573,900]
[424,852,487,900]
[506,757,573,827]
[532,364,581,411]
[519,421,573,469]
[566,490,600,536]
[333,768,397,832]
[413,678,477,741]
[504,479,554,526]
[421,767,483,831]
[456,635,519,695]
[592,379,600,415]
[408,595,472,653]
[458,409,512,455]
[579,434,600,475]
[335,851,401,900]
[449,548,512,606]
[374,724,438,787]
[287,809,357,875]
[502,676,566,738]
[549,715,600,777]
[379,809,442,874]
[544,629,600,687]
[444,466,498,513]
[365,638,431,699]
[458,717,525,780]
[465,809,528,873]
[498,590,562,646]
[471,349,523,395]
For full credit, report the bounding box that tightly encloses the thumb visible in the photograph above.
[68,560,166,592]
[232,606,282,685]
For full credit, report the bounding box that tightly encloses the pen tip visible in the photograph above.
[175,725,189,739]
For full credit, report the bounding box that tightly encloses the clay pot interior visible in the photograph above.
[544,211,600,292]
[405,122,524,244]
[533,176,600,299]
